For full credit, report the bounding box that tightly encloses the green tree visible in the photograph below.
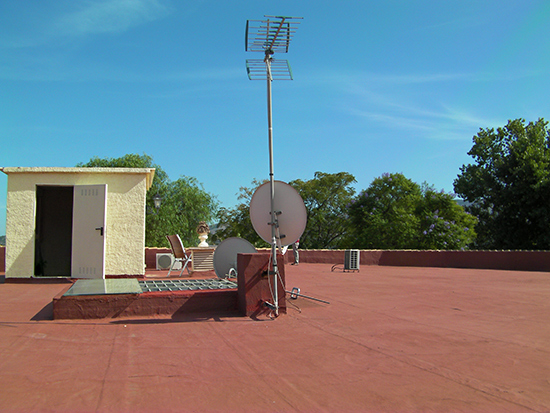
[454,118,550,249]
[213,179,267,247]
[416,186,477,250]
[78,154,218,247]
[349,173,476,249]
[349,173,421,249]
[289,172,356,249]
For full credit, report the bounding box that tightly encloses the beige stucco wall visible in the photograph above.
[2,167,154,278]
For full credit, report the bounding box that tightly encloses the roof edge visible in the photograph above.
[1,167,156,190]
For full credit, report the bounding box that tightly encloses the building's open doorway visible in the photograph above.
[35,186,73,276]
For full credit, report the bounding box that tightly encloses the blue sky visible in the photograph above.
[2,0,550,236]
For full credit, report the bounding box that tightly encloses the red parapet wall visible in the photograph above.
[375,249,550,272]
[145,247,171,270]
[1,246,547,279]
[3,246,549,275]
[279,249,550,272]
[144,247,550,272]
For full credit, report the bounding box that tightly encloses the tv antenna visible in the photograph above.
[245,15,303,316]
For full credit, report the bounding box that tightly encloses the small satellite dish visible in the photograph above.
[213,237,257,279]
[249,180,307,247]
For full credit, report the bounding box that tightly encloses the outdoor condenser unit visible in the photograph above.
[344,249,360,271]
[156,253,182,271]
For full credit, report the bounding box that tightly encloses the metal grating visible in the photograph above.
[139,279,237,293]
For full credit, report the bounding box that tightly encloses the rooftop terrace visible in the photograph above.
[0,263,549,412]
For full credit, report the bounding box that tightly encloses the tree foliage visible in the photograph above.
[349,173,421,249]
[454,118,550,249]
[289,172,356,249]
[213,179,268,248]
[415,185,477,250]
[349,173,476,249]
[77,154,218,248]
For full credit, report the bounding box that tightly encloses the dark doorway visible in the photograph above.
[35,186,74,276]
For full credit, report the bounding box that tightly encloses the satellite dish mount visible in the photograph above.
[245,16,303,316]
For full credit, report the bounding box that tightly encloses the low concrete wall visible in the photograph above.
[145,247,171,270]
[293,249,550,272]
[2,247,548,276]
[375,250,550,272]
[144,247,550,273]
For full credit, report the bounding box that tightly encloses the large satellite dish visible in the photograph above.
[250,180,307,247]
[213,237,257,279]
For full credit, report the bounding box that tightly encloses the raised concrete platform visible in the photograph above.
[53,278,239,319]
[53,253,283,320]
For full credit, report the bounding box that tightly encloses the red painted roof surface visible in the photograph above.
[0,264,549,412]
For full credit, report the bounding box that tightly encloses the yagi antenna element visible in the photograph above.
[245,16,302,53]
[245,16,302,80]
[245,15,303,316]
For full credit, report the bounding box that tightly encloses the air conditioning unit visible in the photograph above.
[156,253,182,271]
[344,249,360,271]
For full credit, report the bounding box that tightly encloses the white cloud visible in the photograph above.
[0,0,171,50]
[311,69,507,141]
[346,100,499,141]
[54,0,171,36]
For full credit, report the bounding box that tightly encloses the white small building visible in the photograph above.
[1,167,155,279]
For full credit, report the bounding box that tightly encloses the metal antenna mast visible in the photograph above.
[245,15,302,315]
